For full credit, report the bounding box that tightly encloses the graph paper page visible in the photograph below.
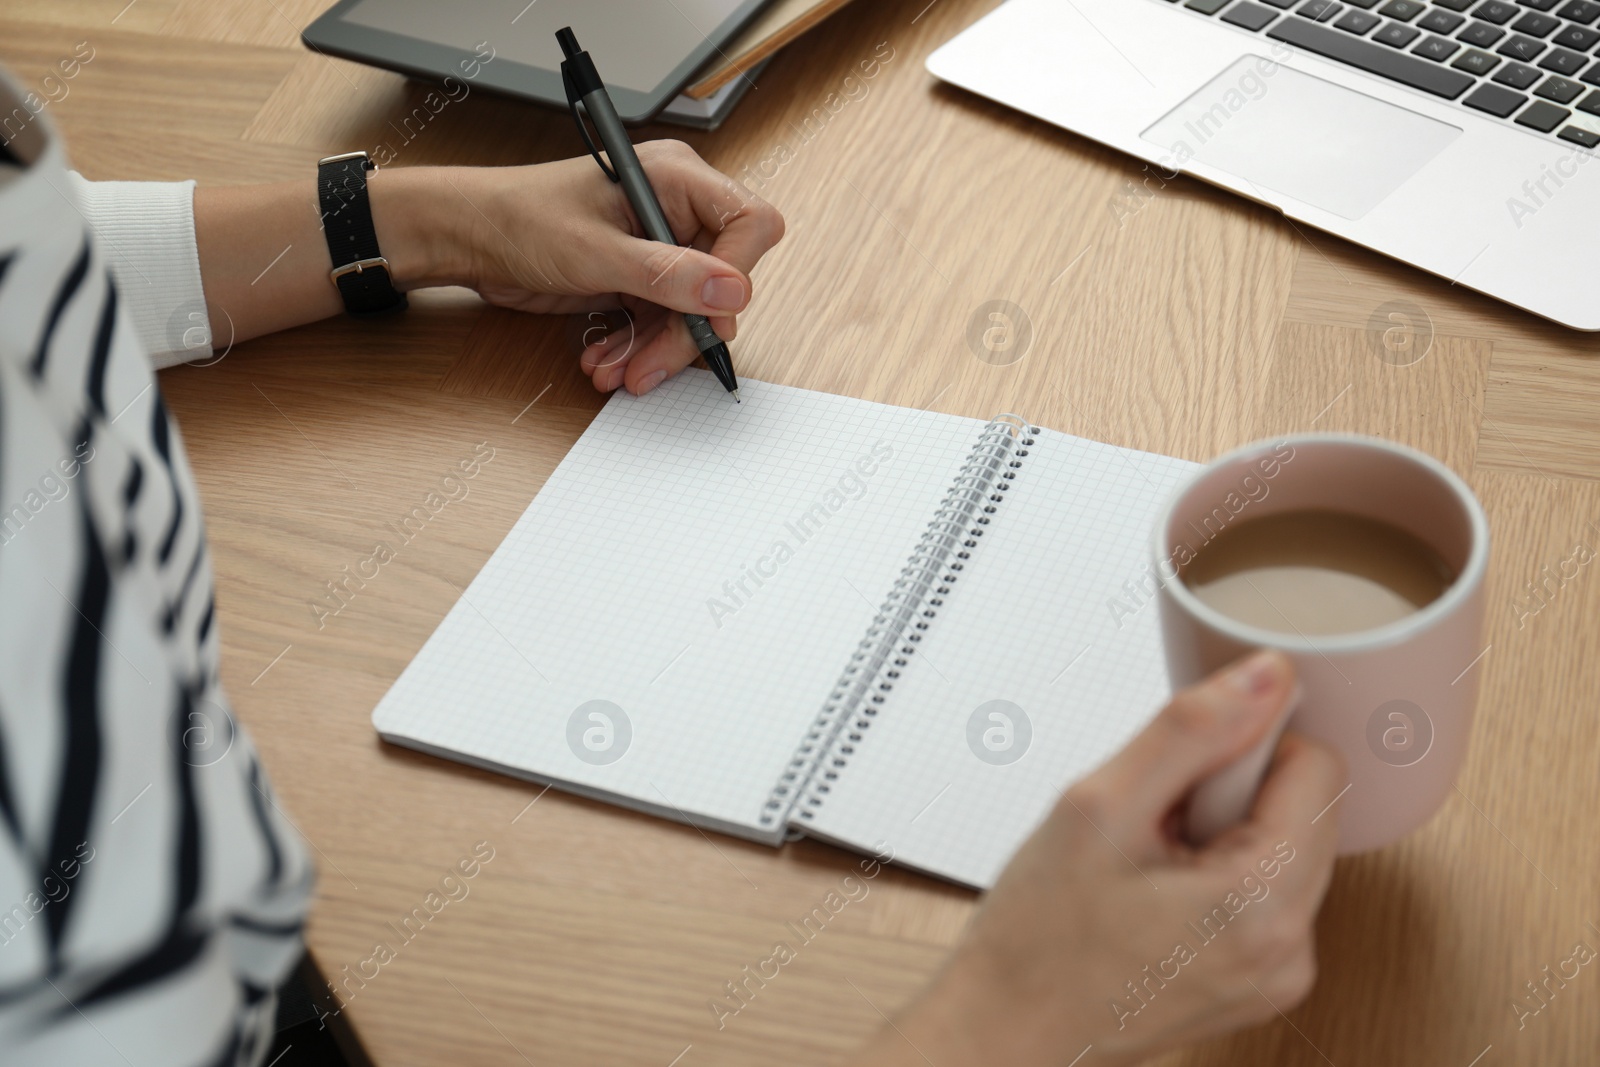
[802,428,1200,886]
[372,369,984,841]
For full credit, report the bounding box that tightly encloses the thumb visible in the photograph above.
[595,233,751,318]
[1084,649,1296,845]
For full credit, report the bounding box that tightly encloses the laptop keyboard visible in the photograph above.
[1170,0,1600,146]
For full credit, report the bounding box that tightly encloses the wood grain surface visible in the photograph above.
[7,0,1600,1063]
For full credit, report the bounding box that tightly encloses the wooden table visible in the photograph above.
[9,0,1600,1062]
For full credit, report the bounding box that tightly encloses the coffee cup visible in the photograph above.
[1151,434,1489,852]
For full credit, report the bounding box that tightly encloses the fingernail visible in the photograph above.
[637,369,666,393]
[701,276,746,311]
[1225,649,1285,698]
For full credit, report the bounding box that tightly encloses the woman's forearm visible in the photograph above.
[191,168,465,345]
[186,145,783,394]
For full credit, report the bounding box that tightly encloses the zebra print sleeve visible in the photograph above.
[0,66,313,1067]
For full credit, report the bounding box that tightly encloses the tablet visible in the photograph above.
[302,0,772,123]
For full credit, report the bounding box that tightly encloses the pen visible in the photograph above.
[556,27,740,402]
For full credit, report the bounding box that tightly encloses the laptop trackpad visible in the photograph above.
[1141,56,1461,220]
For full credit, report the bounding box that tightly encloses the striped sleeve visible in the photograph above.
[0,69,313,1067]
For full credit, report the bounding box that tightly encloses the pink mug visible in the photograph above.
[1152,434,1490,853]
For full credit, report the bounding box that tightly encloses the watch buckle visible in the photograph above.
[330,256,391,283]
[319,150,374,169]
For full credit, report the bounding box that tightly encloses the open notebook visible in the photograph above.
[373,370,1198,889]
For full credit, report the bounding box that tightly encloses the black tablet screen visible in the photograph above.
[343,0,749,93]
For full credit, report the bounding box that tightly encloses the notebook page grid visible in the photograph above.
[803,429,1200,886]
[372,369,984,837]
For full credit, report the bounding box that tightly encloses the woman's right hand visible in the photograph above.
[431,141,784,396]
[850,649,1346,1067]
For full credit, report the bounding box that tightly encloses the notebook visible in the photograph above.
[372,369,1199,889]
[682,0,858,99]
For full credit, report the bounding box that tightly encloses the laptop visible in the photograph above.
[927,0,1600,329]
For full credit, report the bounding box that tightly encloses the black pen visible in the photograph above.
[557,27,740,402]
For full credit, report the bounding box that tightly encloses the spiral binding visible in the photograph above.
[759,415,1038,831]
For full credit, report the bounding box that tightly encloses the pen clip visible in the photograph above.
[561,64,618,184]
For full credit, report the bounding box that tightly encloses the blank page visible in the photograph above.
[801,428,1199,887]
[372,369,984,841]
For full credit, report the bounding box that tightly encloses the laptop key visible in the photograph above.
[1535,73,1586,99]
[1297,0,1345,19]
[1378,0,1426,18]
[1510,11,1561,35]
[1268,16,1477,93]
[1471,1,1518,24]
[1413,33,1462,57]
[1497,33,1548,58]
[1493,60,1543,85]
[1463,81,1529,113]
[1551,25,1600,50]
[1539,48,1589,74]
[1579,87,1600,112]
[1586,60,1600,83]
[1520,0,1560,9]
[1558,124,1600,145]
[1556,0,1600,23]
[1376,20,1423,42]
[1434,0,1477,9]
[1458,20,1506,44]
[1187,0,1233,14]
[1223,1,1283,29]
[1453,47,1504,71]
[1336,8,1383,30]
[1418,9,1466,31]
[1515,99,1572,127]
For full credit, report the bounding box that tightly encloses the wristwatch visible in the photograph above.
[316,150,408,317]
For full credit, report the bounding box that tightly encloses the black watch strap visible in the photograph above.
[317,151,407,317]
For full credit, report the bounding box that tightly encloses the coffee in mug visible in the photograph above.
[1179,509,1456,637]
